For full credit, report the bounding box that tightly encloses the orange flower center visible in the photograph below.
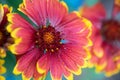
[43,32,54,44]
[36,26,62,53]
[101,20,120,43]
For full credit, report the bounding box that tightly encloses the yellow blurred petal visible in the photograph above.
[0,66,6,74]
[87,61,94,68]
[117,62,120,69]
[0,48,6,58]
[79,7,84,16]
[81,60,88,68]
[95,61,107,73]
[0,76,5,80]
[93,48,104,58]
[113,54,120,61]
[0,59,5,65]
[0,4,4,23]
[105,68,119,77]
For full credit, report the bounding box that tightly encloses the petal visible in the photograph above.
[95,55,107,72]
[0,48,6,58]
[33,70,45,80]
[0,76,5,80]
[105,58,119,77]
[37,54,50,74]
[57,12,85,32]
[50,54,63,80]
[63,69,73,80]
[13,48,42,80]
[93,35,104,58]
[80,3,106,28]
[60,50,82,75]
[47,0,68,26]
[0,65,6,74]
[62,45,86,67]
[19,0,47,26]
[0,4,4,23]
[9,28,35,54]
[0,4,12,27]
[7,13,34,32]
[0,59,5,65]
[58,12,92,47]
[11,28,35,43]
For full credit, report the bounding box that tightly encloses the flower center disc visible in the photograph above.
[101,20,120,43]
[43,32,54,44]
[36,26,62,53]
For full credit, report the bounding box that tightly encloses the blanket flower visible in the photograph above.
[7,0,92,80]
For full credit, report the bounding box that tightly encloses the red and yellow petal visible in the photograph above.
[9,27,35,54]
[0,4,4,23]
[79,3,106,28]
[0,48,6,58]
[0,60,6,74]
[60,52,82,75]
[33,70,46,80]
[50,55,63,80]
[63,71,73,80]
[14,48,43,80]
[0,4,12,27]
[37,54,50,74]
[92,36,104,58]
[0,59,6,80]
[7,13,34,32]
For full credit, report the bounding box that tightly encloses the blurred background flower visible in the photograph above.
[80,0,120,76]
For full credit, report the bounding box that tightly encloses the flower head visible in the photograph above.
[7,0,92,80]
[80,2,120,77]
[0,4,12,80]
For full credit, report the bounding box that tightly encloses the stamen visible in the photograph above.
[45,49,48,52]
[36,32,39,36]
[51,49,54,52]
[56,48,59,50]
